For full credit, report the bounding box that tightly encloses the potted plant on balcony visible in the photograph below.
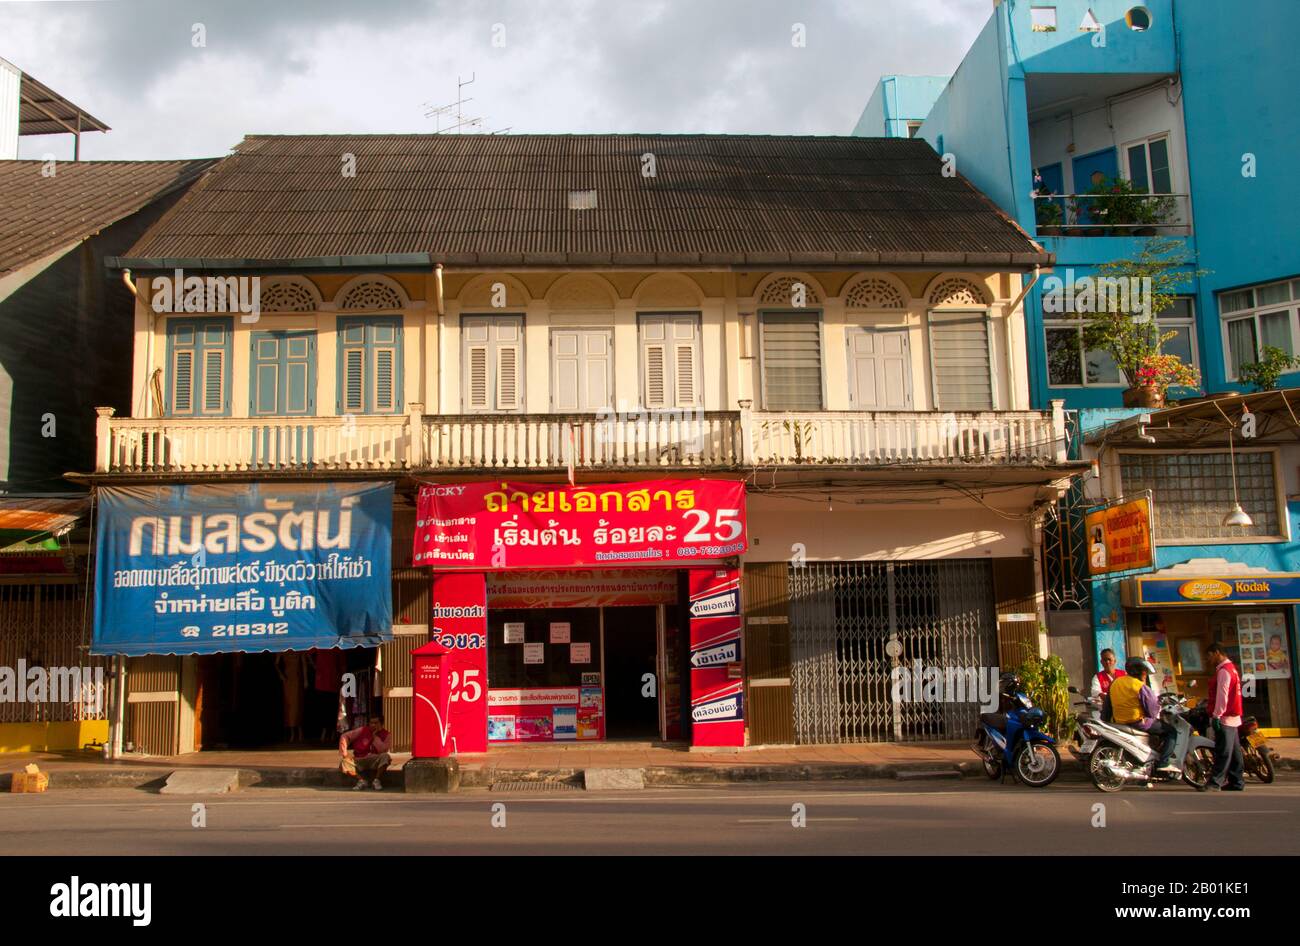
[1081,238,1207,407]
[1237,346,1300,392]
[1035,194,1063,236]
[1070,175,1175,236]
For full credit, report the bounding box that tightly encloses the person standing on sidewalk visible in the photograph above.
[1089,648,1126,699]
[1205,642,1245,792]
[339,714,392,791]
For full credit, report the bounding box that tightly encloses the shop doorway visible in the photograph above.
[194,648,374,750]
[604,606,660,739]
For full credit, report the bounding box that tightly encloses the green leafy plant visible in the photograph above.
[1079,238,1208,396]
[1236,345,1300,392]
[1035,197,1063,229]
[1070,175,1175,229]
[1015,643,1075,741]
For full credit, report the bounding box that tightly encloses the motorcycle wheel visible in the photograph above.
[1183,747,1214,792]
[1249,749,1276,784]
[1014,741,1059,788]
[982,755,1002,780]
[1089,745,1127,793]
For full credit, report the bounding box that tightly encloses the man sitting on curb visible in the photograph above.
[339,714,392,791]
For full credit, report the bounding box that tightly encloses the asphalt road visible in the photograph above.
[1,776,1296,856]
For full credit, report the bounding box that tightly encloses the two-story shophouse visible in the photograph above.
[855,0,1300,733]
[81,133,1084,757]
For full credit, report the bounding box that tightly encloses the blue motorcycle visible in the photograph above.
[972,673,1061,787]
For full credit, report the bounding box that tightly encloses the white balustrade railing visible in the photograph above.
[95,404,1065,473]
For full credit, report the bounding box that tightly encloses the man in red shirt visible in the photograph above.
[339,714,393,791]
[1205,642,1245,792]
[1089,648,1126,699]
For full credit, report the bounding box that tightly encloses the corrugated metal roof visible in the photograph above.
[120,135,1049,268]
[0,497,88,535]
[0,159,217,275]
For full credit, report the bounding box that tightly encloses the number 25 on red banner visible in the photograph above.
[683,508,743,543]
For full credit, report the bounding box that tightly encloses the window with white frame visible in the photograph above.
[760,311,823,411]
[638,313,700,409]
[1220,278,1300,380]
[462,315,523,413]
[1119,450,1283,541]
[1123,134,1174,195]
[1044,297,1197,387]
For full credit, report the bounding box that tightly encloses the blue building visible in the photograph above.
[855,0,1300,735]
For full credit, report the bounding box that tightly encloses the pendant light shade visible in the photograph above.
[1222,503,1253,528]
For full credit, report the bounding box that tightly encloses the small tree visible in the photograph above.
[1015,645,1075,741]
[1237,346,1300,392]
[1080,238,1208,396]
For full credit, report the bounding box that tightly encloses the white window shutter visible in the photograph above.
[644,343,667,407]
[552,330,580,412]
[466,345,490,409]
[496,344,520,410]
[674,343,698,406]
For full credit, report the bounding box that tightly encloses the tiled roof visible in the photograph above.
[120,134,1049,268]
[0,159,217,275]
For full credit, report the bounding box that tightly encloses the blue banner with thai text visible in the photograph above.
[93,483,393,655]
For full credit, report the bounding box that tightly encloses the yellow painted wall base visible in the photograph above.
[0,720,109,753]
[1260,728,1298,738]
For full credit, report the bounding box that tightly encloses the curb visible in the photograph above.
[4,753,1293,792]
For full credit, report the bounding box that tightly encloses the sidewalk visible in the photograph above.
[3,738,1296,791]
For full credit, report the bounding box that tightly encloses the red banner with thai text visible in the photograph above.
[688,566,744,747]
[413,479,747,571]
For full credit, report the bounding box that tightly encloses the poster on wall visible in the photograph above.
[93,482,393,656]
[549,622,571,643]
[1238,613,1291,679]
[570,642,591,664]
[413,479,747,570]
[1085,493,1154,577]
[503,622,525,644]
[688,567,744,747]
[428,571,488,754]
[523,643,545,664]
[487,687,598,741]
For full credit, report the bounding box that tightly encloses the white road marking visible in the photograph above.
[737,817,860,823]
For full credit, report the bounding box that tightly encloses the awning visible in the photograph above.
[1123,558,1300,607]
[0,497,88,551]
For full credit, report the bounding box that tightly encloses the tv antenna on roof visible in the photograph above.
[424,73,504,134]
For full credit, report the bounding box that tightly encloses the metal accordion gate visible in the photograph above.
[788,560,997,744]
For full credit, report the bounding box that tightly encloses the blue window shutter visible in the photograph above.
[166,317,232,416]
[337,317,402,414]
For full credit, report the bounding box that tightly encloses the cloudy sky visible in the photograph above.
[5,0,989,161]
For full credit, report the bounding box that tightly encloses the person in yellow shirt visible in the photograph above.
[1104,658,1182,775]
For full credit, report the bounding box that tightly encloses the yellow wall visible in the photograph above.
[0,720,109,753]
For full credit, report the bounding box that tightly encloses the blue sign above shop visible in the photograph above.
[1135,574,1300,607]
[93,483,393,656]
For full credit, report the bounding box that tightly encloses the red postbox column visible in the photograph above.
[411,640,452,758]
[688,566,745,747]
[428,571,489,754]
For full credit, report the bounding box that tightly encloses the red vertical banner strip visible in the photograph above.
[430,571,489,754]
[688,566,744,747]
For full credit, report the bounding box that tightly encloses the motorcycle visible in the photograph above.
[1241,715,1276,784]
[1066,685,1103,767]
[1084,692,1216,792]
[972,675,1061,788]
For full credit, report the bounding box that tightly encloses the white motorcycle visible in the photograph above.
[1082,692,1216,793]
[1066,685,1103,767]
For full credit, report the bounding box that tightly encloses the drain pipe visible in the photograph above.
[434,263,445,413]
[1006,265,1044,409]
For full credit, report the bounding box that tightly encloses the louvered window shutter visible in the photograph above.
[374,347,395,412]
[172,350,193,413]
[466,346,490,409]
[761,313,823,411]
[930,315,993,410]
[644,344,667,407]
[496,344,521,410]
[203,349,226,413]
[343,348,364,412]
[674,342,698,406]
